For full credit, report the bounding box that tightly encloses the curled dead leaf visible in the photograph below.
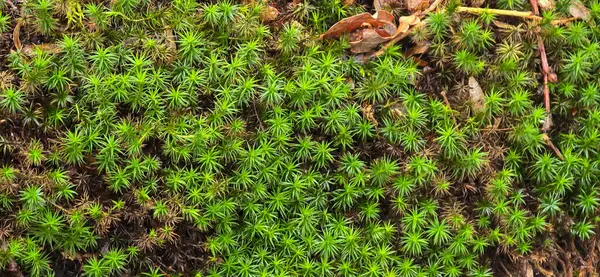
[569,2,591,20]
[320,11,396,40]
[322,10,401,53]
[468,77,486,114]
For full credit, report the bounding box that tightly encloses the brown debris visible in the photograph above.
[321,11,404,53]
[468,77,486,114]
[538,0,555,11]
[12,21,21,50]
[361,102,378,127]
[404,0,430,12]
[406,41,430,56]
[320,11,395,40]
[370,0,443,58]
[569,2,591,20]
[374,0,400,10]
[260,5,279,22]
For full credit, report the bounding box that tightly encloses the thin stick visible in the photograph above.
[528,0,554,133]
[456,7,541,19]
[543,134,563,160]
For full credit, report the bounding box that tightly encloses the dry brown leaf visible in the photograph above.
[468,77,486,114]
[406,41,430,56]
[410,56,429,66]
[375,10,395,24]
[12,21,21,50]
[569,2,591,20]
[322,10,400,53]
[350,29,391,53]
[260,5,279,22]
[399,15,420,25]
[404,0,430,12]
[391,15,419,37]
[538,0,555,10]
[320,12,393,40]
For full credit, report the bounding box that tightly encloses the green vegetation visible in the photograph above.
[0,0,599,276]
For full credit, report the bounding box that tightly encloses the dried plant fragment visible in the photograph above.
[569,2,591,20]
[468,77,486,114]
[321,11,402,53]
[538,0,555,10]
[405,0,430,12]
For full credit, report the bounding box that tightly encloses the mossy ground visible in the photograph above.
[0,0,599,276]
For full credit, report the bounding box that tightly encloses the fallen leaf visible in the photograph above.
[350,28,391,53]
[322,10,400,53]
[468,77,486,114]
[321,10,421,54]
[404,0,429,12]
[12,21,21,50]
[569,2,591,20]
[389,15,420,38]
[320,11,395,40]
[410,56,429,66]
[399,15,420,25]
[406,41,430,56]
[538,0,555,10]
[344,0,355,6]
[260,5,279,22]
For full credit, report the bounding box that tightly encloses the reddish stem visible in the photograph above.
[530,0,554,133]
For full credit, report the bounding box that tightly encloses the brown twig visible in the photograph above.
[542,134,563,160]
[528,0,562,161]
